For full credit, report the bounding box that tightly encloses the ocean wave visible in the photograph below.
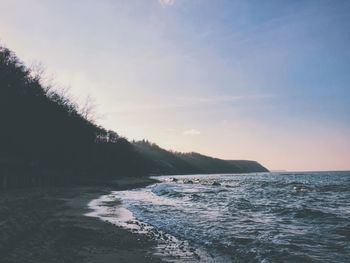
[88,172,350,262]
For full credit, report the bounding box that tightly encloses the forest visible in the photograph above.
[0,46,268,189]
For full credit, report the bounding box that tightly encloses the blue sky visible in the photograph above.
[0,0,349,170]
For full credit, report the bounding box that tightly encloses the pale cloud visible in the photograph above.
[183,129,201,136]
[179,94,276,104]
[159,0,175,7]
[221,119,229,125]
[110,94,276,114]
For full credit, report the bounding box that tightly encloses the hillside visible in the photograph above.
[0,46,268,189]
[0,45,147,188]
[133,140,268,174]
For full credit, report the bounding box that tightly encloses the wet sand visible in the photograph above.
[0,177,164,263]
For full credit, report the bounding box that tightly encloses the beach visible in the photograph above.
[2,172,349,263]
[0,177,164,263]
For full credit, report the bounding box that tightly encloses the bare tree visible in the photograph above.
[29,61,56,95]
[80,95,97,123]
[29,60,45,81]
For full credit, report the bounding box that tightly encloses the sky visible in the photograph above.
[0,0,349,171]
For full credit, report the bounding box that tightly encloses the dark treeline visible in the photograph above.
[133,140,268,175]
[0,46,268,189]
[0,46,148,188]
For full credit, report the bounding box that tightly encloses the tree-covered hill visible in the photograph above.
[0,46,268,189]
[0,46,147,187]
[133,140,268,175]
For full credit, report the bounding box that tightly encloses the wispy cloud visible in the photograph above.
[110,94,276,114]
[183,129,201,136]
[179,94,276,104]
[159,0,175,7]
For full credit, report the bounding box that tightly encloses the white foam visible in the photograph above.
[85,194,141,230]
[112,188,181,207]
[85,189,215,262]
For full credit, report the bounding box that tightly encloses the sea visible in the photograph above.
[87,171,350,262]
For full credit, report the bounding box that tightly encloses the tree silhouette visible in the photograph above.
[0,45,268,189]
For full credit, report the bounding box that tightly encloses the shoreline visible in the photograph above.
[0,177,164,263]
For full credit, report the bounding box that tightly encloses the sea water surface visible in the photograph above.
[88,172,350,262]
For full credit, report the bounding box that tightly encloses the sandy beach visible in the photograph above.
[0,177,164,263]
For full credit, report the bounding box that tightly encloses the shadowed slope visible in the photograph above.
[133,140,268,174]
[0,46,268,189]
